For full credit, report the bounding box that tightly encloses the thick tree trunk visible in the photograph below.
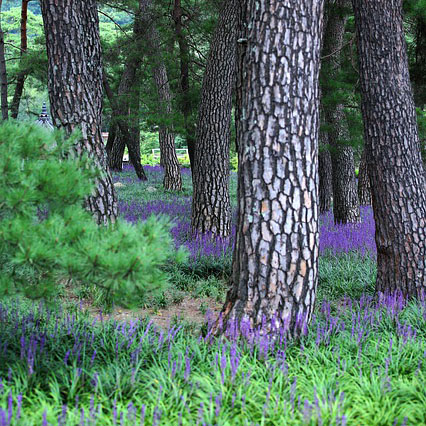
[172,0,195,172]
[41,0,117,225]
[353,0,426,299]
[322,0,360,224]
[141,0,182,191]
[0,0,8,121]
[10,0,29,119]
[191,0,238,237]
[215,0,323,338]
[357,148,371,205]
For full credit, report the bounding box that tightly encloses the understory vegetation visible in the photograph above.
[0,130,425,425]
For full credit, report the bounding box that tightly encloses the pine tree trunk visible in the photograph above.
[353,0,426,299]
[215,0,323,338]
[191,0,239,237]
[41,0,117,225]
[318,91,332,214]
[0,0,8,121]
[141,0,182,191]
[358,148,371,205]
[319,146,332,214]
[172,0,196,172]
[322,0,360,224]
[103,3,147,181]
[10,0,29,119]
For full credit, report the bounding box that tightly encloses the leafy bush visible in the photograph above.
[0,122,185,308]
[230,152,238,171]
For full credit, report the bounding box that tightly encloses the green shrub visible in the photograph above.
[230,152,238,171]
[0,122,186,308]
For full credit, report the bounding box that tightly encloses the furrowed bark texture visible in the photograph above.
[218,0,323,338]
[191,0,239,237]
[10,0,29,119]
[141,0,182,191]
[322,0,360,224]
[353,0,426,298]
[0,0,8,121]
[357,148,371,205]
[172,0,196,172]
[41,0,117,225]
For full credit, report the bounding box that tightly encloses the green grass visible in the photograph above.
[0,290,424,425]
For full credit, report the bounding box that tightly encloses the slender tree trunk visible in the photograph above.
[353,0,426,299]
[41,0,117,225]
[215,0,323,338]
[322,0,360,224]
[318,90,332,214]
[103,74,147,180]
[191,0,238,237]
[319,144,332,214]
[172,0,196,172]
[0,0,8,121]
[10,0,29,119]
[358,148,371,205]
[141,0,182,191]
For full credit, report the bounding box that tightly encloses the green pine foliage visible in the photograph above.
[0,122,186,308]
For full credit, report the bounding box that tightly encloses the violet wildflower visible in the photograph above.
[137,404,145,426]
[42,410,48,426]
[17,393,22,420]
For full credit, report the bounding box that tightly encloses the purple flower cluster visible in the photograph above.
[0,289,424,424]
[114,164,377,262]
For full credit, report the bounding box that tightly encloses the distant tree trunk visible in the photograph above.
[318,90,332,213]
[10,0,29,119]
[353,0,426,299]
[215,0,323,338]
[191,0,239,237]
[41,0,117,225]
[0,0,8,121]
[322,0,360,224]
[357,148,371,205]
[141,0,182,191]
[172,0,195,172]
[103,3,147,181]
[319,145,332,214]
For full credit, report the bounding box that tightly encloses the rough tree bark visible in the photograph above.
[141,0,182,191]
[10,0,29,119]
[357,148,371,205]
[172,0,196,172]
[0,0,8,120]
[191,0,239,237]
[40,0,117,225]
[322,0,360,224]
[353,0,426,299]
[215,0,323,338]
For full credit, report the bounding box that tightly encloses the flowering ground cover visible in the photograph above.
[1,165,424,425]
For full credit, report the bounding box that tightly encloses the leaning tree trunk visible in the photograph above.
[215,0,323,338]
[172,0,196,172]
[0,0,8,121]
[191,0,239,237]
[357,148,371,205]
[322,0,360,224]
[141,0,182,191]
[40,0,117,225]
[353,0,426,299]
[10,0,29,119]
